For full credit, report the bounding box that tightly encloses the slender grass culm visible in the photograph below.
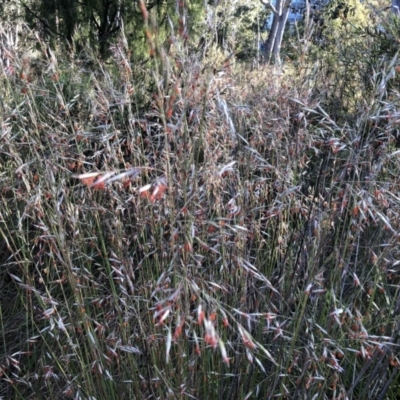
[1,1,400,399]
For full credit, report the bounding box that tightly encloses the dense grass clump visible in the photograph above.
[1,6,400,400]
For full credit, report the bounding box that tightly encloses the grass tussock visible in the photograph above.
[1,10,400,400]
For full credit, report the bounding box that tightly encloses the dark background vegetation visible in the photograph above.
[1,0,400,399]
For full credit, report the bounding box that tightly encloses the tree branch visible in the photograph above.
[20,0,58,37]
[260,0,278,15]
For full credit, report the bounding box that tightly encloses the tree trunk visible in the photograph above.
[393,0,400,15]
[271,1,290,63]
[263,1,280,63]
[261,0,291,64]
